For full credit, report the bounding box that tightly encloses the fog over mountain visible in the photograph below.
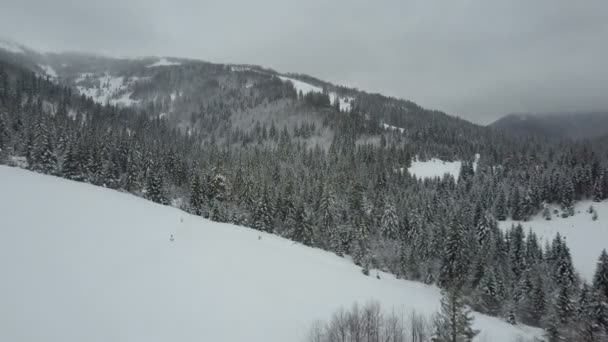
[2,0,608,123]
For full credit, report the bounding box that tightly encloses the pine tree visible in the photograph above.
[0,112,8,156]
[61,143,81,180]
[252,186,273,232]
[318,182,338,251]
[146,168,168,205]
[439,221,469,289]
[432,289,479,342]
[380,199,399,239]
[30,115,57,174]
[530,275,547,325]
[593,249,608,300]
[286,201,314,246]
[593,180,604,202]
[556,284,575,324]
[189,173,204,215]
[545,312,564,342]
[495,191,507,221]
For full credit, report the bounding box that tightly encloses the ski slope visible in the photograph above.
[0,166,542,342]
[501,200,608,281]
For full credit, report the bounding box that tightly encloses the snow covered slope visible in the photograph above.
[500,200,608,281]
[0,166,541,342]
[278,75,353,112]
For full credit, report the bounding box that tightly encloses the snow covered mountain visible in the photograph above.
[0,165,542,342]
[491,111,608,140]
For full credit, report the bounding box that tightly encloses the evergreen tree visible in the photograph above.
[495,191,507,221]
[30,114,56,174]
[593,249,608,299]
[252,186,273,232]
[286,201,314,246]
[432,289,479,342]
[439,221,469,289]
[61,143,81,180]
[380,199,399,239]
[189,173,204,215]
[146,168,168,205]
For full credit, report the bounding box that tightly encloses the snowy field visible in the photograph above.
[407,154,479,180]
[0,166,541,342]
[501,200,608,281]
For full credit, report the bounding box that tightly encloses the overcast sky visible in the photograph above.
[1,0,607,124]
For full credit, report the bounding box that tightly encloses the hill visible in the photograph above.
[490,111,608,140]
[0,165,542,342]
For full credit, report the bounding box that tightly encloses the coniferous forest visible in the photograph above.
[1,56,608,341]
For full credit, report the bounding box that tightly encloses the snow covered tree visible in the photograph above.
[286,201,314,246]
[252,186,273,232]
[593,249,608,300]
[61,143,81,180]
[207,166,229,202]
[30,115,57,174]
[146,168,168,205]
[439,221,469,289]
[380,199,399,240]
[189,173,204,215]
[555,284,575,324]
[593,180,604,202]
[318,182,338,250]
[432,289,479,342]
[494,191,507,221]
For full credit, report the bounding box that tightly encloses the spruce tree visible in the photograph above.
[432,289,479,342]
[593,249,608,299]
[189,173,204,216]
[146,168,168,205]
[380,199,399,240]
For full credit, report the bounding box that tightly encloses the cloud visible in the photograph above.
[1,0,607,124]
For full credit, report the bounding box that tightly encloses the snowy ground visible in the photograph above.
[0,166,541,342]
[407,154,479,180]
[501,200,608,281]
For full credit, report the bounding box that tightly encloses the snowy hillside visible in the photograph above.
[277,75,354,112]
[0,166,541,342]
[500,200,608,281]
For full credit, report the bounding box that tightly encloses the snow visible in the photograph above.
[75,73,139,107]
[383,122,405,133]
[230,66,251,72]
[0,166,542,342]
[0,39,24,54]
[278,75,353,112]
[407,154,479,181]
[75,72,94,83]
[147,58,181,68]
[501,200,608,281]
[39,64,58,79]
